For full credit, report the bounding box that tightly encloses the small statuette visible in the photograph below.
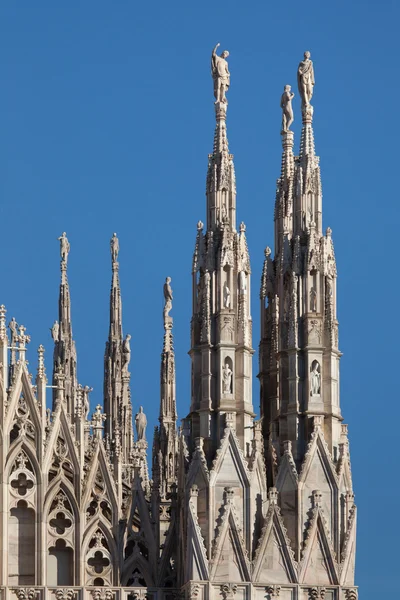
[310,360,321,396]
[122,334,131,373]
[110,232,119,263]
[223,283,231,308]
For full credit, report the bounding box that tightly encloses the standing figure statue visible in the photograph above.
[211,43,230,104]
[122,334,131,372]
[222,362,233,394]
[50,320,59,342]
[110,233,119,263]
[58,232,70,264]
[310,361,321,396]
[163,277,173,322]
[310,287,317,312]
[297,51,315,107]
[280,85,295,132]
[223,283,231,309]
[135,406,147,441]
[8,317,18,343]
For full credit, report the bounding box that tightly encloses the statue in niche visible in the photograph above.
[163,276,173,322]
[211,43,230,104]
[122,334,131,372]
[222,362,233,394]
[310,361,321,396]
[8,317,18,343]
[223,283,231,309]
[110,233,119,262]
[50,320,59,342]
[239,271,247,294]
[135,406,147,441]
[280,85,295,132]
[58,232,70,264]
[297,51,315,107]
[310,287,317,312]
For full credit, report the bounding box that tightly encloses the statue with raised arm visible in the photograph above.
[135,406,147,441]
[58,232,70,264]
[50,320,59,342]
[163,276,173,322]
[297,51,315,107]
[280,85,295,132]
[122,334,131,372]
[211,43,230,104]
[110,233,119,263]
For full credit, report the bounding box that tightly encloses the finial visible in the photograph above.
[17,324,31,360]
[264,246,272,258]
[58,232,70,265]
[110,232,119,264]
[37,345,46,380]
[326,226,332,237]
[197,220,204,231]
[211,43,230,106]
[163,276,173,327]
[239,222,246,233]
[0,305,6,340]
[268,487,278,505]
[91,405,106,428]
[280,84,295,133]
[312,489,323,508]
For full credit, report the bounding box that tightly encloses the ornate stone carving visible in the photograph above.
[122,333,131,373]
[265,585,281,598]
[91,590,114,600]
[344,589,358,600]
[280,85,294,132]
[308,588,326,600]
[53,589,77,600]
[220,584,237,600]
[11,590,39,600]
[308,319,321,344]
[211,43,230,104]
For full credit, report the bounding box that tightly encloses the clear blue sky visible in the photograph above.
[0,1,397,596]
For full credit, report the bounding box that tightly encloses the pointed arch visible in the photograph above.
[5,439,41,483]
[121,552,154,587]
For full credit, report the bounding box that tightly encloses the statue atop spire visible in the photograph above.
[58,232,70,265]
[163,276,173,324]
[110,232,119,263]
[297,51,315,109]
[280,85,295,132]
[211,43,230,104]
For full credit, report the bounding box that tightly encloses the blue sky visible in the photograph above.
[0,1,398,596]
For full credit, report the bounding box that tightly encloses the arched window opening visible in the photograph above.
[8,500,35,585]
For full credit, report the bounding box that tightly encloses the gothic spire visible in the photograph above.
[206,43,236,231]
[104,233,133,461]
[153,277,177,498]
[52,232,78,414]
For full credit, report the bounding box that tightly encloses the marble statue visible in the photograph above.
[211,43,230,104]
[110,233,119,263]
[297,51,315,107]
[50,320,59,342]
[8,317,18,342]
[310,362,321,396]
[58,232,70,264]
[222,362,233,394]
[280,85,295,132]
[122,334,131,371]
[163,277,173,321]
[223,283,231,309]
[310,287,317,312]
[135,406,147,441]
